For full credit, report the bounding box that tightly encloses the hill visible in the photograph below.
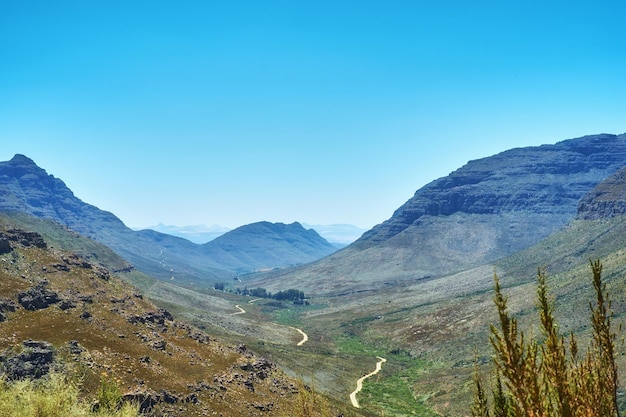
[202,221,338,273]
[0,154,336,284]
[246,133,626,295]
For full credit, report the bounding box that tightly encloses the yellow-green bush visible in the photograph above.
[0,372,138,417]
[472,260,620,417]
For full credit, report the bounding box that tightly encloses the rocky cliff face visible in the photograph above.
[577,165,626,220]
[358,133,626,246]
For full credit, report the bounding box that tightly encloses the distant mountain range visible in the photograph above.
[0,154,337,284]
[144,222,366,247]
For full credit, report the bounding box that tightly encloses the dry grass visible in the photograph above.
[0,372,138,417]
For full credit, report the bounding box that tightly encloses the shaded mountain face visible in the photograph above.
[577,165,626,220]
[248,133,626,295]
[0,155,336,283]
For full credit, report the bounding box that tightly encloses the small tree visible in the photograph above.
[472,260,621,417]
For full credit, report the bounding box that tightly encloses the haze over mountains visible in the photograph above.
[146,222,366,247]
[144,223,231,244]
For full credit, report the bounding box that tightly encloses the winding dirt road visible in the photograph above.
[289,326,309,346]
[349,356,387,408]
[230,304,246,315]
[229,304,309,347]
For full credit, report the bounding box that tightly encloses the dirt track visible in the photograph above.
[349,356,387,408]
[230,304,309,346]
[289,326,308,346]
[230,304,246,315]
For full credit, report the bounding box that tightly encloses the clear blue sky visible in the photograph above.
[1,1,625,229]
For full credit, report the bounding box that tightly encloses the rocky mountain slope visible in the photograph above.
[248,133,626,295]
[0,154,336,283]
[359,133,626,245]
[0,217,361,416]
[577,164,626,220]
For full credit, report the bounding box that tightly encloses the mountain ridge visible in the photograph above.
[0,155,336,283]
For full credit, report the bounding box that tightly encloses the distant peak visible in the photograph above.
[10,154,37,165]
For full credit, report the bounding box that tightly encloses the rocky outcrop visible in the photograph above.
[17,282,61,311]
[0,298,18,322]
[0,236,11,254]
[1,340,56,380]
[0,229,46,249]
[577,165,626,220]
[127,308,174,326]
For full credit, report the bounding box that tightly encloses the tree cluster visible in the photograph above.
[227,286,306,303]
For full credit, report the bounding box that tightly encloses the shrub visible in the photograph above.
[472,260,621,417]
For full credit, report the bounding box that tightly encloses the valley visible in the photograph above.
[2,133,626,416]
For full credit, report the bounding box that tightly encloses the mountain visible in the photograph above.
[0,217,354,416]
[201,221,338,273]
[246,133,626,295]
[146,222,366,247]
[143,223,230,244]
[0,155,336,284]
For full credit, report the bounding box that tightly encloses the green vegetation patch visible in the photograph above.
[334,334,439,416]
[360,372,438,417]
[335,334,385,357]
